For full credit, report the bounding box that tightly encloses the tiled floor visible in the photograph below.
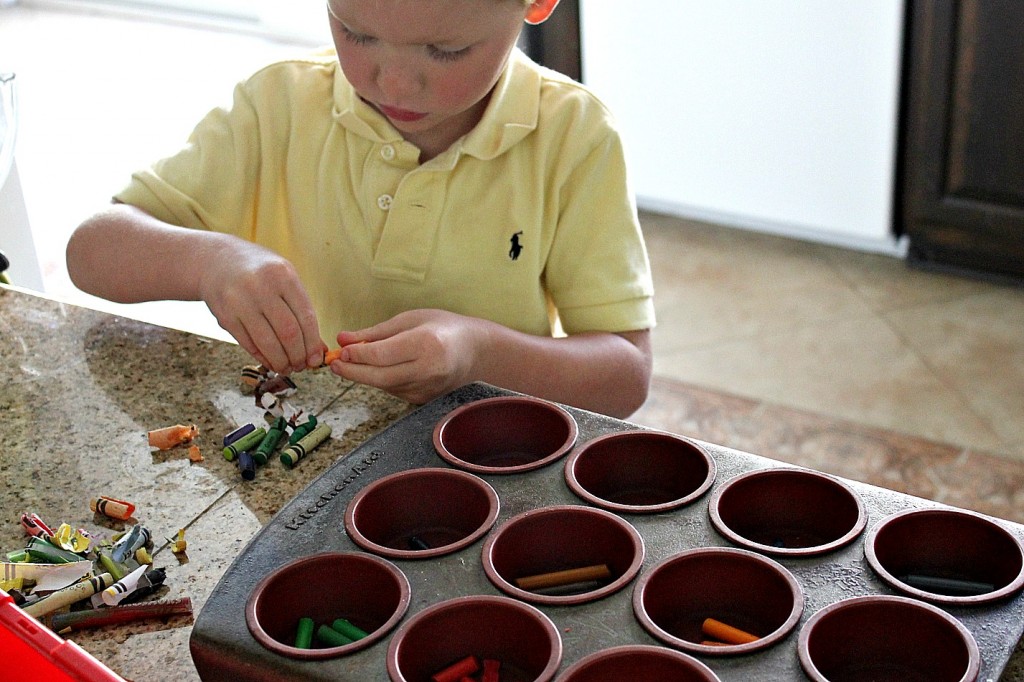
[4,5,1023,525]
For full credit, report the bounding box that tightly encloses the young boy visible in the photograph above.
[66,0,655,418]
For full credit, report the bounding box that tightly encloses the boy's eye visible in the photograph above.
[427,44,471,62]
[342,25,375,46]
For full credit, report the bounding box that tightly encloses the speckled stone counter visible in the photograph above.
[0,285,411,681]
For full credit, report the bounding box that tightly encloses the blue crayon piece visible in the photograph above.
[223,422,257,447]
[238,450,257,481]
[408,535,430,551]
[112,524,151,563]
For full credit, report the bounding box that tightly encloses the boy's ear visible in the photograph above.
[524,0,560,25]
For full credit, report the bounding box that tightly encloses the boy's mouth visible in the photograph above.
[377,104,428,123]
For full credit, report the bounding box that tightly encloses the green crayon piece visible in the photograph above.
[280,423,332,468]
[6,550,30,563]
[26,537,81,564]
[253,417,288,465]
[98,550,128,581]
[288,415,318,445]
[316,623,353,647]
[331,618,369,641]
[223,427,267,461]
[295,617,315,649]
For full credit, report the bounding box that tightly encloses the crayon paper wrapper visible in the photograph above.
[1,560,94,592]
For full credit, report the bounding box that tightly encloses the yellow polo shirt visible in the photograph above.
[116,48,655,338]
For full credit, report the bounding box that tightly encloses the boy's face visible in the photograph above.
[327,0,530,155]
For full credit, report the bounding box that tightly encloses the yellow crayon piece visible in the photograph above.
[52,523,91,553]
[135,547,153,565]
[23,572,114,618]
[170,528,187,554]
[148,423,199,450]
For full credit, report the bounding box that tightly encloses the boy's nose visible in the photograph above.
[376,58,421,102]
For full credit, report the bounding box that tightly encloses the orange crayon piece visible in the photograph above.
[188,444,204,462]
[322,348,343,365]
[515,564,612,591]
[90,496,136,521]
[701,617,759,645]
[148,423,199,450]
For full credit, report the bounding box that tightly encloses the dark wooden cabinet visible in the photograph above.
[900,0,1024,282]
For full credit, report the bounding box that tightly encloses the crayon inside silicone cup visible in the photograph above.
[709,468,867,556]
[386,595,562,682]
[482,505,644,606]
[798,595,980,682]
[555,645,721,682]
[433,396,578,473]
[245,552,409,660]
[564,430,716,513]
[632,547,802,655]
[864,507,1024,605]
[344,468,500,559]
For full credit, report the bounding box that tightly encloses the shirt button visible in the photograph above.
[380,144,396,161]
[377,194,393,211]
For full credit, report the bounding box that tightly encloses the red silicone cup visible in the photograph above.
[386,595,562,682]
[632,547,803,656]
[798,595,981,682]
[482,505,645,606]
[555,645,722,682]
[245,552,410,660]
[708,467,867,557]
[433,396,578,474]
[864,507,1024,605]
[564,430,716,514]
[344,468,500,560]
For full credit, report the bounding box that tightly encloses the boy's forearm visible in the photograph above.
[66,204,217,304]
[471,322,652,419]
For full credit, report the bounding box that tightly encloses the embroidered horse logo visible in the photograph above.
[509,231,524,261]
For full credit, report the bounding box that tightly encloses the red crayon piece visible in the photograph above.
[49,597,194,633]
[432,655,479,682]
[90,496,136,521]
[483,658,501,682]
[20,513,54,538]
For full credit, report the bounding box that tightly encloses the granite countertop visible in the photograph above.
[3,284,1023,682]
[0,285,411,681]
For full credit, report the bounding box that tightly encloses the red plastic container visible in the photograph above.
[0,588,126,681]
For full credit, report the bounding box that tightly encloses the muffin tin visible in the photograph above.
[190,383,1024,681]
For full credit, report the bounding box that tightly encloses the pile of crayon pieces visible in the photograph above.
[222,413,332,481]
[293,616,369,649]
[3,505,191,633]
[432,655,501,682]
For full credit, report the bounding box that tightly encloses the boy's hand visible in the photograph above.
[329,309,483,404]
[196,240,325,374]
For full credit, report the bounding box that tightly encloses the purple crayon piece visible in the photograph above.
[223,423,257,447]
